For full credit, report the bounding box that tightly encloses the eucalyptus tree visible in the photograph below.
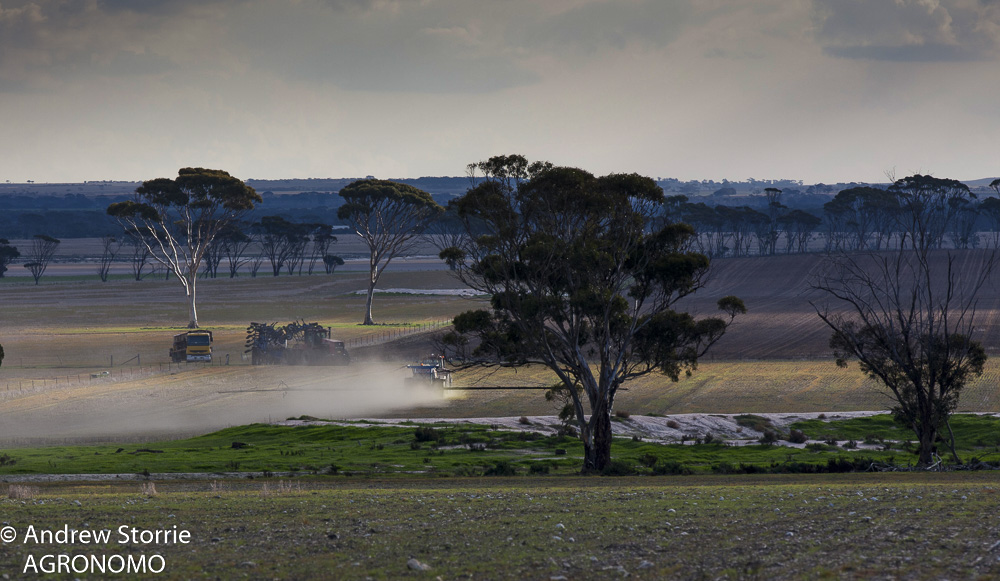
[0,239,19,278]
[22,234,60,285]
[307,224,337,275]
[217,223,254,278]
[442,156,744,472]
[813,174,995,466]
[97,234,122,282]
[107,168,260,328]
[338,179,442,325]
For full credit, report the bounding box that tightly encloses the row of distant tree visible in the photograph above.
[0,217,350,285]
[672,177,1000,258]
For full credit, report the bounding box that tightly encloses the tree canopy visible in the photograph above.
[0,238,19,278]
[338,179,442,325]
[442,156,744,472]
[108,167,260,327]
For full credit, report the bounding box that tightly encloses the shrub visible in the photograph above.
[410,441,421,450]
[414,427,442,443]
[843,440,858,450]
[758,430,779,445]
[614,410,631,420]
[557,425,578,438]
[0,453,16,467]
[736,414,774,433]
[452,465,479,477]
[703,432,717,445]
[484,460,517,476]
[601,460,636,476]
[639,453,659,468]
[711,462,738,474]
[652,461,691,476]
[518,416,531,425]
[528,463,550,475]
[863,434,883,446]
[554,449,567,456]
[787,429,808,444]
[666,420,681,430]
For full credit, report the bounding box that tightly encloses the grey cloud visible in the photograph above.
[235,1,541,93]
[520,1,697,56]
[814,0,1000,61]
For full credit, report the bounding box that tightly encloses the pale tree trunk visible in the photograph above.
[363,264,378,325]
[187,264,199,328]
[363,281,376,326]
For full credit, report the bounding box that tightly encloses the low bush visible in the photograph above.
[602,459,637,476]
[413,427,442,443]
[736,414,774,433]
[652,461,692,476]
[787,429,808,444]
[759,430,779,445]
[483,460,517,476]
[528,462,550,475]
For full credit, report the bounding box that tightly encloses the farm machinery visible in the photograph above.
[245,321,351,366]
[405,355,452,388]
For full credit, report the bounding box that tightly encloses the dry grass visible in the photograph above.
[6,484,39,500]
[260,480,301,497]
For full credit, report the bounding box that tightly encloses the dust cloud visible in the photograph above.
[0,363,446,445]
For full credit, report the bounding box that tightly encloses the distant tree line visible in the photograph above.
[670,177,1000,258]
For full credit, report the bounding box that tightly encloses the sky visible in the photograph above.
[1,0,999,185]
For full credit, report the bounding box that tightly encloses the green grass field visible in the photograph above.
[2,415,998,478]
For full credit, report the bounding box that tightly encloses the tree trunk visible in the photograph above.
[363,266,378,325]
[917,426,936,466]
[582,402,612,473]
[187,272,199,329]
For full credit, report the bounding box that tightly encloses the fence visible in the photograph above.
[343,319,452,348]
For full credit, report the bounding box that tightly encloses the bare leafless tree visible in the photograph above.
[22,234,60,285]
[812,174,996,466]
[97,235,122,282]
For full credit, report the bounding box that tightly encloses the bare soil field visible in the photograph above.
[681,249,1000,358]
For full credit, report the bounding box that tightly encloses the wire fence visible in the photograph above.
[343,319,451,348]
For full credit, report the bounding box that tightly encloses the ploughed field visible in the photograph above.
[3,250,1000,444]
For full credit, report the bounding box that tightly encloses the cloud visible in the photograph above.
[813,0,1000,61]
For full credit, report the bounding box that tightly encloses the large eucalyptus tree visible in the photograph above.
[107,168,260,328]
[442,155,744,472]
